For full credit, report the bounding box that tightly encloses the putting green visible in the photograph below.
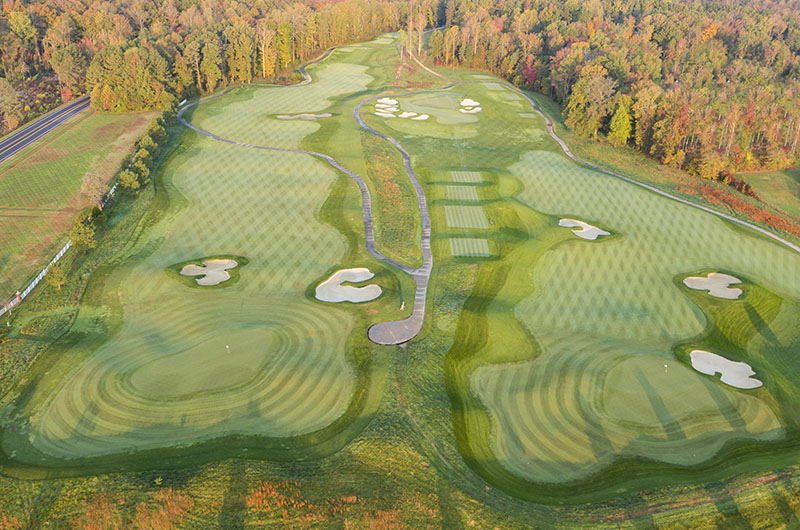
[189,61,373,148]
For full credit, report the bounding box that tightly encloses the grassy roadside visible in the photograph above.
[0,109,157,296]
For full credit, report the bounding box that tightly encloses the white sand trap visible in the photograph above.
[376,103,397,109]
[377,97,398,105]
[276,113,332,120]
[376,112,396,118]
[683,273,743,299]
[316,268,382,303]
[460,107,483,114]
[559,218,610,240]
[180,259,238,286]
[411,114,429,120]
[461,98,480,107]
[690,350,762,389]
[398,112,417,118]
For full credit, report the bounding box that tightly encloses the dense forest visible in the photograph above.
[1,0,799,180]
[0,0,419,126]
[435,0,800,178]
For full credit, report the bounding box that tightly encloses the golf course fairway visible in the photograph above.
[2,33,800,508]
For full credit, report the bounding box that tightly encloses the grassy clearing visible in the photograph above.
[0,110,156,295]
[740,167,800,220]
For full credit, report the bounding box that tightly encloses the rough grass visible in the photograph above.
[0,110,156,294]
[741,167,800,221]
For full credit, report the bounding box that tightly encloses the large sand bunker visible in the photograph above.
[180,259,238,286]
[316,268,382,303]
[559,218,610,240]
[683,272,743,299]
[276,113,332,120]
[690,350,763,389]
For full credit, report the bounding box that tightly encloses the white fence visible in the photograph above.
[0,182,119,318]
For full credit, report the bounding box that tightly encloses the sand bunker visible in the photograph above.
[276,113,332,120]
[374,100,429,121]
[559,219,610,240]
[455,98,483,114]
[180,259,238,286]
[315,268,382,303]
[690,350,763,389]
[683,273,743,299]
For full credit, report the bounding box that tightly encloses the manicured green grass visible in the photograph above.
[445,185,480,201]
[0,110,156,294]
[449,237,490,257]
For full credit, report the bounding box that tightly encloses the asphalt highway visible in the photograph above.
[0,95,90,165]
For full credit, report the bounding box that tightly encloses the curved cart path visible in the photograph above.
[178,41,430,346]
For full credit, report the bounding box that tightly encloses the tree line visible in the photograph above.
[429,0,800,179]
[0,0,411,127]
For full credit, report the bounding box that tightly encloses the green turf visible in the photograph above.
[451,170,482,183]
[3,33,800,521]
[359,76,800,503]
[443,205,489,229]
[0,111,155,294]
[449,238,491,257]
[445,185,480,201]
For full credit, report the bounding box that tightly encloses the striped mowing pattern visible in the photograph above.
[502,92,522,101]
[451,170,482,183]
[519,112,538,119]
[444,205,489,229]
[485,83,504,91]
[446,185,480,201]
[449,238,491,257]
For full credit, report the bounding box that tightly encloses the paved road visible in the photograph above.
[0,96,90,165]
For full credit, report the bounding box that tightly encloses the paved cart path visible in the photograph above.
[178,42,431,345]
[0,96,90,165]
